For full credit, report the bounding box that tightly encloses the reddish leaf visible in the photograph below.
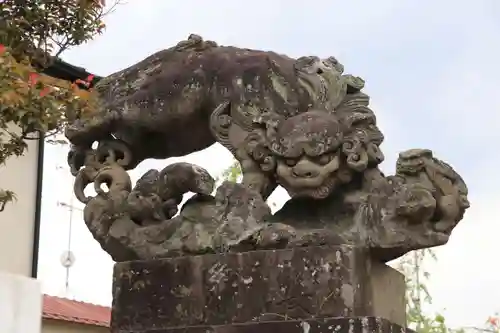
[39,87,51,97]
[28,72,39,86]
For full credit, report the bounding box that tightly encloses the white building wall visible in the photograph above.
[0,126,40,276]
[0,126,42,332]
[0,272,42,333]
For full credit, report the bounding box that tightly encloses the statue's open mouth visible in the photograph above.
[281,176,326,189]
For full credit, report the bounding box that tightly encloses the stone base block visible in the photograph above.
[111,246,405,332]
[113,317,412,333]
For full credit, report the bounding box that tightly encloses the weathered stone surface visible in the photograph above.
[66,34,469,264]
[369,262,406,326]
[111,246,405,332]
[79,178,272,262]
[111,316,412,333]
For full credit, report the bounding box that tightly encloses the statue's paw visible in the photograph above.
[190,165,215,195]
[64,119,95,146]
[396,189,436,216]
[395,186,436,223]
[162,198,181,219]
[64,119,85,136]
[159,162,215,197]
[432,194,466,233]
[127,192,167,225]
[67,145,88,176]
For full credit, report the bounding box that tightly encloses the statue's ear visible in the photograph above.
[252,112,284,151]
[343,74,365,94]
[294,56,321,73]
[323,56,344,74]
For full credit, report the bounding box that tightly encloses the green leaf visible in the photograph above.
[435,314,445,324]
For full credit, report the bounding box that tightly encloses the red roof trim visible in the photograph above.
[42,294,110,327]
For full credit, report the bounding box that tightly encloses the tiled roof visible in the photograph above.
[42,294,111,327]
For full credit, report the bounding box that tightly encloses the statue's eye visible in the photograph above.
[285,159,297,167]
[318,154,333,165]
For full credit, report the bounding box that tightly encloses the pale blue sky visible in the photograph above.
[37,0,500,329]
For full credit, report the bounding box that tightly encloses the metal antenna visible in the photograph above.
[56,164,82,298]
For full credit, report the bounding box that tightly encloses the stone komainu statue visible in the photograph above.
[65,34,469,263]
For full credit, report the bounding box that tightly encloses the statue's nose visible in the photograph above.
[292,162,319,178]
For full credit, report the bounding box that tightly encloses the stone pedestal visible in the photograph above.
[113,317,409,333]
[111,246,407,333]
